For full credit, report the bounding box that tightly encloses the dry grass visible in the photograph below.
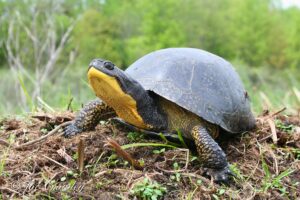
[0,110,300,199]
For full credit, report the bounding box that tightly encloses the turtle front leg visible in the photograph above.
[64,99,116,137]
[191,125,232,183]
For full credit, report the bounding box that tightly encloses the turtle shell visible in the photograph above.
[125,48,256,133]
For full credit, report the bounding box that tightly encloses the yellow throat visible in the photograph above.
[87,67,148,129]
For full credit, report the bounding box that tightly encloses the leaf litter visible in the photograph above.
[0,110,299,199]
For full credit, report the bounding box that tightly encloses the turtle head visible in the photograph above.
[87,58,154,129]
[88,59,142,99]
[89,59,124,84]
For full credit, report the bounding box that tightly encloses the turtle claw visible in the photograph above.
[204,165,234,184]
[63,123,82,138]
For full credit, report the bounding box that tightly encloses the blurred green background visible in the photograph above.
[0,0,299,116]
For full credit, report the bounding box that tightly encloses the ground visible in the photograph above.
[0,110,300,199]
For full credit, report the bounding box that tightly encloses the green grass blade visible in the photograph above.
[121,142,178,150]
[37,97,55,112]
[261,157,271,179]
[273,169,294,183]
[158,133,181,147]
[176,129,188,148]
[17,73,34,110]
[293,87,300,104]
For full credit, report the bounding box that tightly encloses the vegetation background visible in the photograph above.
[0,1,300,199]
[0,0,299,116]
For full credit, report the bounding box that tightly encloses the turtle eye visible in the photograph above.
[103,62,114,70]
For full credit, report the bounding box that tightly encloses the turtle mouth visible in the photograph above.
[87,67,123,100]
[87,66,139,111]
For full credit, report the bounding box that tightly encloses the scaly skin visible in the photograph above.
[191,125,231,182]
[64,99,115,137]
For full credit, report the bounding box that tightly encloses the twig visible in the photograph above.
[268,148,279,175]
[267,119,278,144]
[42,155,69,170]
[0,187,22,195]
[181,173,213,186]
[229,145,244,155]
[128,172,163,190]
[77,139,85,173]
[105,138,143,170]
[0,139,10,147]
[154,148,190,173]
[94,170,109,178]
[87,168,144,185]
[57,147,74,163]
[270,107,286,118]
[257,107,287,124]
[245,191,257,200]
[14,121,72,150]
[258,134,272,142]
[155,162,187,173]
[184,149,190,170]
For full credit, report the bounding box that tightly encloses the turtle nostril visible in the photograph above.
[104,62,114,70]
[89,59,99,67]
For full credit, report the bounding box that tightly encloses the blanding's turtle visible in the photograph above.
[64,48,256,182]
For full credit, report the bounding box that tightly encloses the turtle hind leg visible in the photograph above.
[191,125,233,183]
[64,99,115,137]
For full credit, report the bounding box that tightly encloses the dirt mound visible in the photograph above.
[0,111,300,199]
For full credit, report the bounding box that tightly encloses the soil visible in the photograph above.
[0,110,300,199]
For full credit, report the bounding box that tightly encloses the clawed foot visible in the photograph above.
[204,165,235,183]
[63,123,82,137]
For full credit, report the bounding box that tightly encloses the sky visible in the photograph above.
[281,0,300,8]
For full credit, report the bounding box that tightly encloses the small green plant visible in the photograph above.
[0,148,10,176]
[261,158,294,194]
[96,178,113,189]
[139,159,145,167]
[170,162,181,182]
[91,152,105,176]
[212,187,227,200]
[8,134,16,145]
[131,178,167,200]
[40,128,48,134]
[291,148,300,159]
[196,179,202,185]
[107,153,120,167]
[218,188,226,196]
[152,148,165,154]
[66,170,78,178]
[72,152,78,160]
[61,193,70,200]
[275,119,295,133]
[0,155,6,176]
[170,173,181,182]
[127,132,144,142]
[229,163,244,180]
[190,156,198,162]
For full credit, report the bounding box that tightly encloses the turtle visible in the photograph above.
[64,48,256,182]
